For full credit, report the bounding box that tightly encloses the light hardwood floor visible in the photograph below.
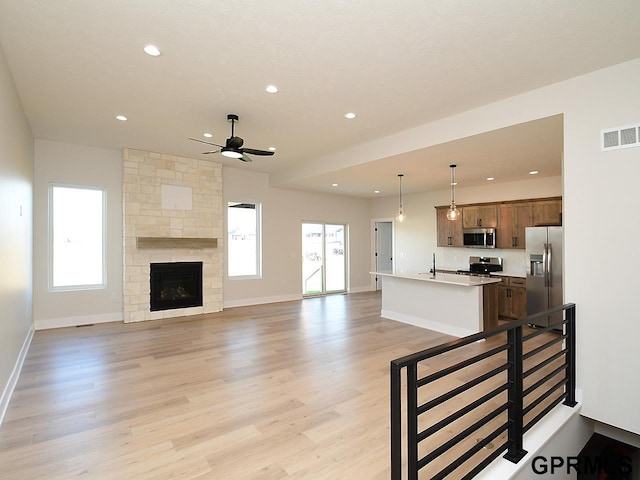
[1,291,457,480]
[0,291,564,480]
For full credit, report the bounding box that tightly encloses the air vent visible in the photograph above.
[601,124,640,151]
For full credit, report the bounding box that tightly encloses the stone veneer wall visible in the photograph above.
[122,148,223,323]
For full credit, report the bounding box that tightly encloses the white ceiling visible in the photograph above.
[1,1,639,197]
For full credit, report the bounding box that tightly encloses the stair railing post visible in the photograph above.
[390,361,402,480]
[407,363,419,480]
[504,325,527,463]
[564,305,578,407]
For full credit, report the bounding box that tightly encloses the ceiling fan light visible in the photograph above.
[221,148,243,159]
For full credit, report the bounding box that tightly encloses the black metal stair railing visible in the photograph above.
[390,303,576,480]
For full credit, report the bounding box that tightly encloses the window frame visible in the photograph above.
[48,183,107,292]
[226,199,262,280]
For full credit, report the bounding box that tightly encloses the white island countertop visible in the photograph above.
[370,271,501,337]
[371,271,502,287]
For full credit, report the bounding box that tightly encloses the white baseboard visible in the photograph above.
[348,285,375,293]
[34,312,123,330]
[224,293,302,309]
[223,288,375,309]
[0,325,34,427]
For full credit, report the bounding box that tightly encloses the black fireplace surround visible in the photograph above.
[150,262,203,311]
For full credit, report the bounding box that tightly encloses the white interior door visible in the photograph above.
[374,221,393,291]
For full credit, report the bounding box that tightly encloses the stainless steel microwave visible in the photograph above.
[463,228,496,248]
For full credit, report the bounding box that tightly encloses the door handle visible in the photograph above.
[543,244,549,287]
[547,243,553,287]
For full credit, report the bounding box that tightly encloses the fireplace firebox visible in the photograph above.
[150,262,203,311]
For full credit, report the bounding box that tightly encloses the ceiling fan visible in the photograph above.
[188,114,274,163]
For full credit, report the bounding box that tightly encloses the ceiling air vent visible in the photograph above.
[601,124,640,151]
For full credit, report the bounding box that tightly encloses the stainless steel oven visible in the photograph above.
[463,228,496,248]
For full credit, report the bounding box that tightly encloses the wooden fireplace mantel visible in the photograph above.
[136,237,218,249]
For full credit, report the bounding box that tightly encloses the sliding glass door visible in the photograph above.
[302,222,347,296]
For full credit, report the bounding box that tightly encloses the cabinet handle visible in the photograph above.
[514,237,518,247]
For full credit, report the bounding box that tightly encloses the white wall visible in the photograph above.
[0,43,33,422]
[33,140,123,329]
[223,167,371,307]
[560,60,640,436]
[369,176,562,275]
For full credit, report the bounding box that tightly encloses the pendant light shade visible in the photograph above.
[447,164,460,221]
[395,173,406,222]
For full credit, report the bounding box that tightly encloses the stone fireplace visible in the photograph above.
[122,148,223,323]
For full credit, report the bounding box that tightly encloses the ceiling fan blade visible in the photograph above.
[188,137,223,148]
[240,154,253,163]
[202,150,220,154]
[242,148,274,156]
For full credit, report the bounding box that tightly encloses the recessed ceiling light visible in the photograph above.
[332,183,338,187]
[265,85,278,94]
[486,177,495,181]
[529,170,539,175]
[268,146,276,151]
[203,133,213,138]
[374,190,380,194]
[143,45,161,57]
[344,112,356,119]
[116,115,127,121]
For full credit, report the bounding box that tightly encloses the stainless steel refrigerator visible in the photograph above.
[526,226,563,327]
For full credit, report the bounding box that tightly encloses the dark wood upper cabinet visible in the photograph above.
[497,203,533,249]
[436,207,463,247]
[462,205,497,229]
[436,197,561,248]
[532,199,562,226]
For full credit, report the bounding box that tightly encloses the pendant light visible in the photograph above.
[446,164,460,221]
[396,173,406,222]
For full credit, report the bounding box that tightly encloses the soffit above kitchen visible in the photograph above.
[0,1,638,197]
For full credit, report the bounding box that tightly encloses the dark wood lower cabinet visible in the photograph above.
[497,276,527,320]
[483,283,499,330]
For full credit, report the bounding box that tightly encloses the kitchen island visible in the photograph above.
[372,271,502,337]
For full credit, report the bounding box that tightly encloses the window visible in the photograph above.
[227,201,261,278]
[49,184,106,290]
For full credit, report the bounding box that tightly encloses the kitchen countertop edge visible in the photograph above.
[370,271,502,287]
